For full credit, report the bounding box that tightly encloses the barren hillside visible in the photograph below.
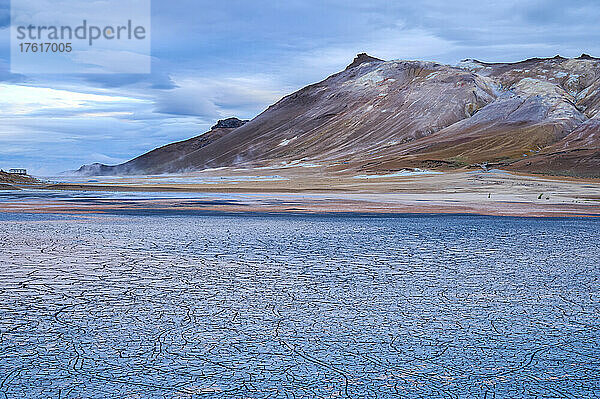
[78,54,600,177]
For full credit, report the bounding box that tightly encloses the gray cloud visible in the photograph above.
[153,75,286,119]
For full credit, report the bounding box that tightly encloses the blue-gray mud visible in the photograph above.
[1,213,599,398]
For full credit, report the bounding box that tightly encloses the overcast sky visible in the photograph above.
[1,0,599,174]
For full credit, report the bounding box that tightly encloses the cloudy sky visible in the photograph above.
[1,0,599,174]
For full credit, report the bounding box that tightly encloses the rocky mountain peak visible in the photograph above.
[577,53,599,60]
[345,53,384,70]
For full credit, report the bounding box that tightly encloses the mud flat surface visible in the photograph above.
[1,170,599,397]
[1,213,599,398]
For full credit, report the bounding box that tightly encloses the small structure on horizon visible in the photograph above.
[8,168,27,175]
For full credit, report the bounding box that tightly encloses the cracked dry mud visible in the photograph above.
[1,213,599,398]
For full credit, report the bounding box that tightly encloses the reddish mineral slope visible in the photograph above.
[78,53,600,177]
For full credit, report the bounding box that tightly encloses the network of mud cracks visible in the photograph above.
[1,214,599,398]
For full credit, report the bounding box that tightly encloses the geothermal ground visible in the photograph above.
[1,168,599,217]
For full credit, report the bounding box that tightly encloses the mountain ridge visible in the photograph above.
[76,53,600,177]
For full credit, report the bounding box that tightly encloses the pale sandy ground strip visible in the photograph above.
[2,170,599,217]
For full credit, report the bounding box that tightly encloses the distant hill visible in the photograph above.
[77,54,600,177]
[0,170,40,187]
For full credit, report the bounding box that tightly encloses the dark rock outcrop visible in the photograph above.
[345,53,384,70]
[211,117,249,129]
